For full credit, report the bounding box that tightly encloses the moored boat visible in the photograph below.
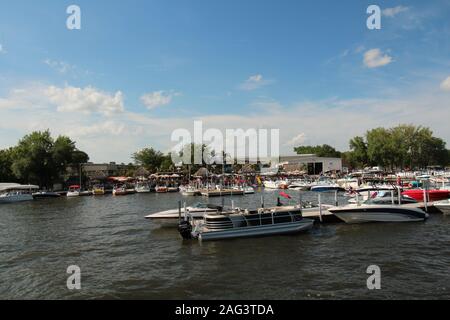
[0,184,39,203]
[32,191,61,199]
[179,205,314,241]
[66,185,81,197]
[328,204,428,224]
[92,185,105,195]
[402,189,450,202]
[145,202,221,225]
[180,186,200,196]
[135,182,151,193]
[155,186,168,193]
[113,186,127,196]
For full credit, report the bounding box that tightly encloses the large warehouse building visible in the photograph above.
[279,154,343,175]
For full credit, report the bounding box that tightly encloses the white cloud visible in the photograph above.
[285,133,307,146]
[440,76,450,91]
[383,6,409,17]
[1,82,450,164]
[44,59,74,74]
[45,86,124,115]
[363,49,393,68]
[140,91,178,110]
[0,44,5,54]
[239,74,272,91]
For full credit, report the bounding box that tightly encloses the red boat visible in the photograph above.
[402,189,450,202]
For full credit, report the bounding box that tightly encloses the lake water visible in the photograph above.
[1,189,449,299]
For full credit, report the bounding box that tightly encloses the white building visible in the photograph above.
[279,154,342,175]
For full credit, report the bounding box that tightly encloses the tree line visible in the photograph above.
[2,125,447,188]
[0,130,88,188]
[294,125,450,170]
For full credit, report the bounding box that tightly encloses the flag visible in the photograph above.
[279,192,292,199]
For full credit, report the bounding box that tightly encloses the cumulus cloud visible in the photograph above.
[382,6,409,17]
[239,74,272,91]
[285,133,307,146]
[45,86,124,115]
[440,76,450,91]
[363,49,393,68]
[140,90,178,109]
[2,82,450,164]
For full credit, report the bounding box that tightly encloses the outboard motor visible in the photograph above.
[178,220,193,240]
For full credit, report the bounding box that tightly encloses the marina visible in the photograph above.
[1,0,450,304]
[1,187,449,299]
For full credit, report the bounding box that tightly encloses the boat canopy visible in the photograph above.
[0,183,39,192]
[69,185,81,189]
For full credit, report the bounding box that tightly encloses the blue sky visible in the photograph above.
[0,0,449,163]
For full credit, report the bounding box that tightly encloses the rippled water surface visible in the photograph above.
[1,190,449,299]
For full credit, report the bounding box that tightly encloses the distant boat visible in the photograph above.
[263,180,280,189]
[0,183,39,203]
[167,187,179,193]
[402,189,450,202]
[92,185,105,195]
[180,186,200,196]
[135,182,151,193]
[155,186,168,193]
[67,185,81,197]
[232,186,255,194]
[32,191,61,199]
[113,186,127,196]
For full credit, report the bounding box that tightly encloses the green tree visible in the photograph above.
[349,136,368,167]
[132,148,165,173]
[0,148,17,182]
[8,130,89,188]
[294,144,341,158]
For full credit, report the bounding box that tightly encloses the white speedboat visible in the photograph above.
[288,180,312,191]
[232,186,255,194]
[328,204,428,224]
[145,202,220,225]
[263,180,280,189]
[66,185,81,197]
[135,182,151,193]
[113,186,127,196]
[434,199,450,215]
[180,186,200,196]
[179,205,314,242]
[0,184,39,203]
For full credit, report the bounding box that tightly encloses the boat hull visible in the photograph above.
[330,206,428,224]
[0,194,34,203]
[402,189,450,202]
[32,192,60,199]
[199,219,314,241]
